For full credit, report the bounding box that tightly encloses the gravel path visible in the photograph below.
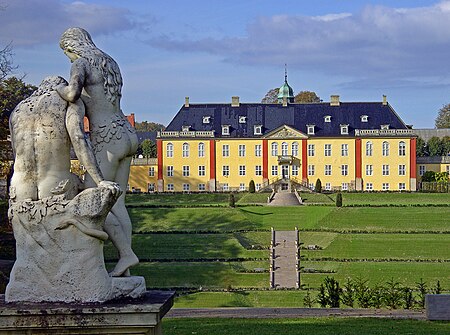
[167,307,426,320]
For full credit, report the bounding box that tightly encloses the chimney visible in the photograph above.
[330,95,340,106]
[232,96,240,107]
[382,95,387,106]
[184,96,190,108]
[282,96,288,107]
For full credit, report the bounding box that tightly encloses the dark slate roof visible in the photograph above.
[165,102,408,137]
[136,131,157,143]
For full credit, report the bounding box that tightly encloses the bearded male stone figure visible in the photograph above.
[58,27,139,277]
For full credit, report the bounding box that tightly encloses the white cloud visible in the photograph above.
[151,1,450,87]
[0,0,133,47]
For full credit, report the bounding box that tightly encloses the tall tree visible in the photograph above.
[427,136,445,156]
[294,91,321,103]
[140,139,157,159]
[435,103,450,129]
[261,88,279,103]
[416,137,428,157]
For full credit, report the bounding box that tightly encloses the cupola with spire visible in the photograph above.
[277,65,294,103]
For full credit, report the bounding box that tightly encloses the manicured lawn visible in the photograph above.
[163,318,450,335]
[303,234,450,260]
[341,192,450,206]
[126,193,244,206]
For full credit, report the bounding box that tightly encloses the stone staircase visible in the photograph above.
[272,230,299,288]
[268,192,301,206]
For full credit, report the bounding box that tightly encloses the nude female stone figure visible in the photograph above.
[57,28,139,277]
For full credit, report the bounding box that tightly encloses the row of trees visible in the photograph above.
[261,88,321,104]
[416,136,450,157]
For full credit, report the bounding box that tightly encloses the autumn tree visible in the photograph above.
[261,88,279,104]
[135,121,165,132]
[294,91,321,103]
[435,104,450,129]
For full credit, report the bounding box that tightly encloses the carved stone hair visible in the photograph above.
[59,27,122,104]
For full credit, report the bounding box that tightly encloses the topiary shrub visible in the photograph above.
[336,192,343,207]
[315,179,322,193]
[229,193,235,208]
[249,180,255,193]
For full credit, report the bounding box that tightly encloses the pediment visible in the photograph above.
[263,125,308,139]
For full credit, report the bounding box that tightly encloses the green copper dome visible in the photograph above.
[277,70,294,103]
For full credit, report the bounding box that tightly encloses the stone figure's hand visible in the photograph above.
[99,180,122,200]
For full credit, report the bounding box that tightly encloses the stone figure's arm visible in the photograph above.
[57,59,88,103]
[66,100,104,186]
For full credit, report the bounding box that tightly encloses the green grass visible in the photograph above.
[126,193,244,206]
[303,234,450,260]
[105,234,267,260]
[341,192,450,206]
[163,318,450,335]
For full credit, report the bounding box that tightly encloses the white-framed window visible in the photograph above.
[271,165,278,176]
[382,183,390,190]
[222,165,229,177]
[222,144,229,157]
[223,183,229,191]
[166,143,173,158]
[309,183,315,190]
[324,144,332,156]
[281,142,288,156]
[202,116,211,124]
[222,125,230,135]
[398,141,406,156]
[382,141,389,156]
[307,125,315,135]
[148,167,155,177]
[446,165,450,174]
[399,183,406,190]
[292,142,299,156]
[341,144,348,156]
[366,183,373,191]
[254,125,262,135]
[255,165,262,176]
[381,124,390,130]
[366,165,373,176]
[239,144,246,157]
[419,165,426,176]
[325,165,332,175]
[182,142,190,157]
[198,165,206,176]
[239,183,246,191]
[308,144,315,156]
[308,165,315,176]
[183,183,190,192]
[340,124,349,135]
[239,116,247,124]
[167,184,174,191]
[239,165,246,176]
[341,164,348,176]
[256,183,261,191]
[181,125,190,132]
[361,115,368,122]
[198,183,206,191]
[325,182,331,190]
[398,165,406,176]
[324,115,331,122]
[198,142,205,157]
[167,166,174,177]
[255,144,262,157]
[182,165,190,177]
[292,165,299,176]
[382,164,389,176]
[366,141,373,156]
[148,183,155,192]
[271,142,278,156]
[342,183,348,191]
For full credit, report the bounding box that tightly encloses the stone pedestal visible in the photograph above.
[426,294,450,320]
[0,291,174,334]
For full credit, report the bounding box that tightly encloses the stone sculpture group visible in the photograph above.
[5,28,144,303]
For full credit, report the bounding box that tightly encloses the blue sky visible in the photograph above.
[1,0,450,128]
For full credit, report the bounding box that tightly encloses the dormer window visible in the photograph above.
[222,125,230,135]
[254,125,262,135]
[340,124,349,135]
[381,124,390,130]
[181,125,190,132]
[360,115,368,122]
[202,116,211,124]
[239,116,247,124]
[324,115,331,123]
[307,124,315,135]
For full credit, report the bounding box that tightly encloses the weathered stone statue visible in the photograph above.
[58,27,139,277]
[6,76,145,302]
